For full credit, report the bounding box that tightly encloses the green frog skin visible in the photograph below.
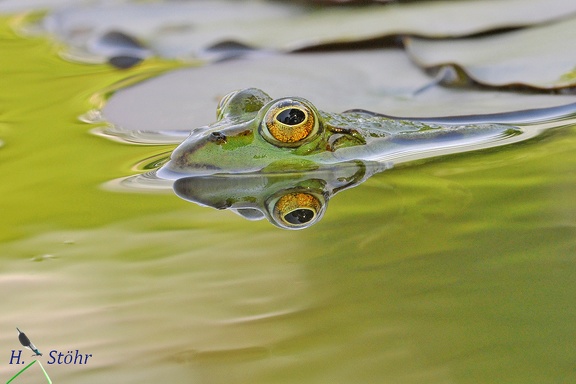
[159,88,520,177]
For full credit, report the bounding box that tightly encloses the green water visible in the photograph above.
[1,14,575,384]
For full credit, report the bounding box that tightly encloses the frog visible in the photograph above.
[158,88,521,178]
[154,88,576,229]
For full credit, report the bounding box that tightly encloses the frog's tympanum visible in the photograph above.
[158,88,570,229]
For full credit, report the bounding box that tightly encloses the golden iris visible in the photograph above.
[262,100,318,147]
[274,192,321,227]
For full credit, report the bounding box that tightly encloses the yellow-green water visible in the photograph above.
[1,14,575,384]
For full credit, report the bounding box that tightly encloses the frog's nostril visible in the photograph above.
[209,131,227,144]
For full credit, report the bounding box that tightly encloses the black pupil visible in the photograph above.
[284,209,314,225]
[277,108,305,125]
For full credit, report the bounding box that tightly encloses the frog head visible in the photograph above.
[159,88,367,177]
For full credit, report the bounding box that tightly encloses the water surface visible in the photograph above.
[1,13,575,384]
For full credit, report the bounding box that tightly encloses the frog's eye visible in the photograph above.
[261,99,320,147]
[268,191,325,230]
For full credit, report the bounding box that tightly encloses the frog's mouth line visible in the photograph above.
[157,160,222,179]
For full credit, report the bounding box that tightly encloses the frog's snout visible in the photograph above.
[158,135,222,178]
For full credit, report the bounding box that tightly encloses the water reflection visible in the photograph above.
[171,161,390,229]
[105,99,576,229]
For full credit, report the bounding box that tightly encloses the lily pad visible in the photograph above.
[35,0,576,62]
[97,50,576,143]
[406,16,576,90]
[0,0,113,13]
[290,0,394,4]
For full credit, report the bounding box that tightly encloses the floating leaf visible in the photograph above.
[406,16,576,89]
[98,50,576,143]
[281,0,395,5]
[0,0,113,13]
[31,0,576,62]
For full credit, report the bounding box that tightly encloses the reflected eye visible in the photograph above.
[271,192,323,229]
[261,99,320,147]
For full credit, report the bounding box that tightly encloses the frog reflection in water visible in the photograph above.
[169,160,390,230]
[159,88,522,229]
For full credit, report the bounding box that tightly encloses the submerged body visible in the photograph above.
[159,88,519,177]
